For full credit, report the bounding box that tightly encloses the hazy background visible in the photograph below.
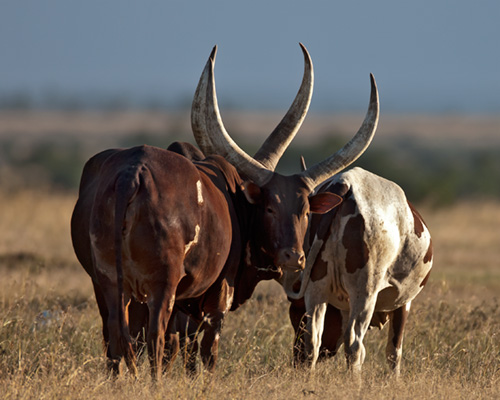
[1,1,499,204]
[1,0,499,113]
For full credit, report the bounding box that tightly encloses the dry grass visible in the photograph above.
[424,201,500,302]
[0,191,499,399]
[0,190,76,262]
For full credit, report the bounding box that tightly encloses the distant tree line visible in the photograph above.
[0,91,190,111]
[1,128,499,206]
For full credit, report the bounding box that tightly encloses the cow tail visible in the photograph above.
[286,263,313,300]
[284,246,317,300]
[113,171,140,344]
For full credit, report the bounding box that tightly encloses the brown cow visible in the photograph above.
[71,44,379,379]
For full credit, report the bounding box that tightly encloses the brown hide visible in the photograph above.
[90,146,233,301]
[73,146,241,377]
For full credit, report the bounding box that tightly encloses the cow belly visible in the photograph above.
[175,248,230,300]
[378,239,433,310]
[375,261,431,311]
[374,286,401,311]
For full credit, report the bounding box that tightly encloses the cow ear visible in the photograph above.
[309,192,343,214]
[241,181,262,205]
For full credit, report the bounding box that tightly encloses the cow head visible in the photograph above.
[240,174,342,271]
[191,44,379,272]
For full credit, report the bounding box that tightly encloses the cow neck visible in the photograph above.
[243,197,273,269]
[230,195,281,311]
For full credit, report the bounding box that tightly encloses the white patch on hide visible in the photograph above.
[184,224,200,256]
[168,295,175,312]
[196,180,204,205]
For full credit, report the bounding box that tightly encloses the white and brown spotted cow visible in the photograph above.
[283,167,433,375]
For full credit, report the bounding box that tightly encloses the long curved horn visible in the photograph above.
[192,46,273,186]
[191,46,218,156]
[253,43,314,171]
[299,73,379,190]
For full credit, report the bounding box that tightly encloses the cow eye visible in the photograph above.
[266,207,274,214]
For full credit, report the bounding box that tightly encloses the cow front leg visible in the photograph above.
[128,299,149,356]
[304,302,327,369]
[199,311,224,372]
[175,312,201,376]
[198,279,232,373]
[289,299,308,367]
[181,327,200,376]
[318,304,344,361]
[386,301,411,377]
[162,315,180,374]
[343,294,377,375]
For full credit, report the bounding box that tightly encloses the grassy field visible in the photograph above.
[0,189,499,399]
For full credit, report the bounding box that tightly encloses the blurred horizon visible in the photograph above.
[1,1,499,114]
[2,1,500,204]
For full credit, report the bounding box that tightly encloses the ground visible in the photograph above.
[0,189,498,399]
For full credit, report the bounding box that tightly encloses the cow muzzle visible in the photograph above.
[276,248,306,271]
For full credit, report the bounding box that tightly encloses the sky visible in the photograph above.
[1,1,499,113]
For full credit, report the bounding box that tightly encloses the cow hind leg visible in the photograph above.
[386,301,411,377]
[105,306,123,376]
[91,282,111,357]
[147,285,176,380]
[121,305,139,378]
[101,284,138,378]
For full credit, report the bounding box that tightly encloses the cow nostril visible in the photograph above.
[278,249,305,267]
